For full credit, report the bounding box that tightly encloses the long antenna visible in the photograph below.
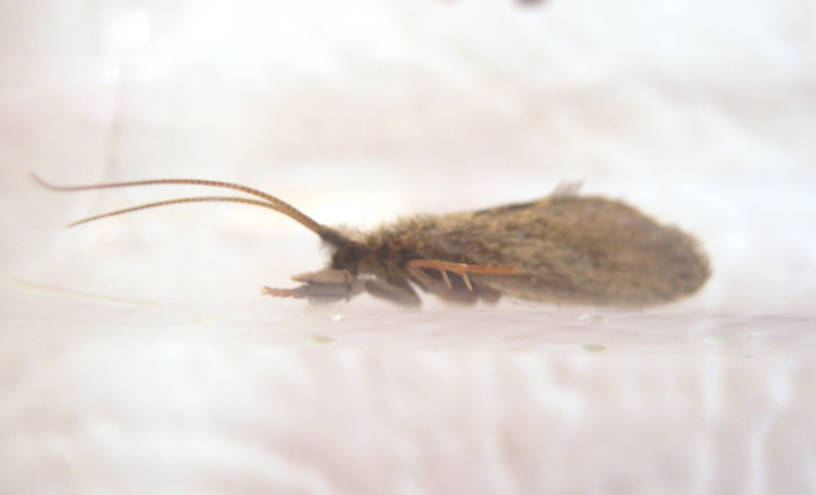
[63,196,310,227]
[32,173,328,238]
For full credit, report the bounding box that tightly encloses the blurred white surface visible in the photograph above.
[2,1,816,493]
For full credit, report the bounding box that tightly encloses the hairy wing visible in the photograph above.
[392,195,709,306]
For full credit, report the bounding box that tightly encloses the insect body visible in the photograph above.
[34,175,710,307]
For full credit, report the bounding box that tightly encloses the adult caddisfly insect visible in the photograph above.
[34,174,710,307]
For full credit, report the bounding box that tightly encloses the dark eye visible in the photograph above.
[331,242,362,270]
[344,244,361,261]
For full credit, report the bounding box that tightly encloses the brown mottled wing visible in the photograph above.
[395,194,710,306]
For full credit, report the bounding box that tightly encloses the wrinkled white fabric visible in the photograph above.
[1,1,814,493]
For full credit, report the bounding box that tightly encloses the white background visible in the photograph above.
[1,1,815,493]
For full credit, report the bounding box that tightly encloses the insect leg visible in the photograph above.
[440,270,452,289]
[406,265,479,304]
[406,259,517,292]
[365,277,421,307]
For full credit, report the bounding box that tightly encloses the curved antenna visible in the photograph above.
[32,173,326,237]
[63,196,310,228]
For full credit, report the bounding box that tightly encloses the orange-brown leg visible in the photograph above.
[406,265,479,304]
[406,259,517,292]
